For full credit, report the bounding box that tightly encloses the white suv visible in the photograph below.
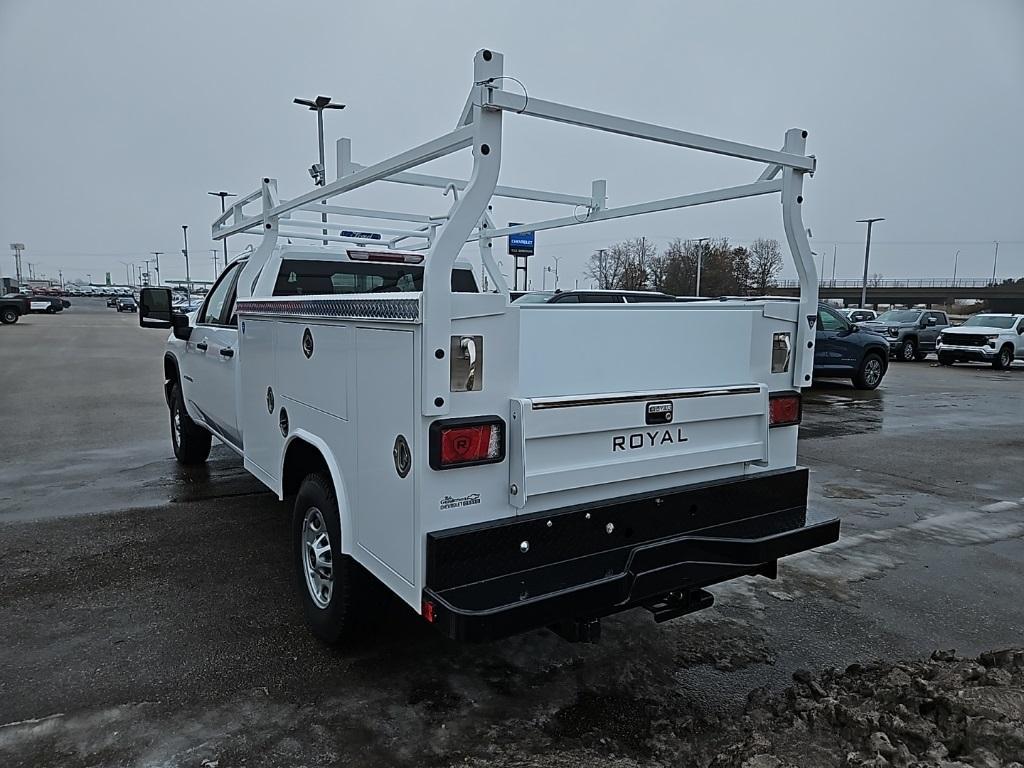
[937,313,1024,369]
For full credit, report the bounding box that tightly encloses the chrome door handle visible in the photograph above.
[219,347,234,358]
[195,341,208,351]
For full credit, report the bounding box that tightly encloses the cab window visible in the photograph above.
[197,261,243,325]
[818,307,847,332]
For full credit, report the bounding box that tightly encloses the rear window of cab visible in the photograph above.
[273,259,478,296]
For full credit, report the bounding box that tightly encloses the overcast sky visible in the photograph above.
[2,0,1022,288]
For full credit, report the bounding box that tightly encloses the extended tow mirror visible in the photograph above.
[139,287,173,328]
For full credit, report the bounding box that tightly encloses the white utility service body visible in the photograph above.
[144,49,838,642]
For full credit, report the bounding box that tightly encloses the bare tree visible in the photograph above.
[869,272,885,288]
[748,238,783,295]
[585,247,624,289]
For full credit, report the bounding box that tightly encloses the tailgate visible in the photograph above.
[507,384,769,509]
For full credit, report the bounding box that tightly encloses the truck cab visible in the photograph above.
[141,48,838,645]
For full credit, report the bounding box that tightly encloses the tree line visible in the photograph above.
[584,237,784,296]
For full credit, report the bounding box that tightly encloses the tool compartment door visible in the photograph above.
[508,385,769,509]
[355,328,416,584]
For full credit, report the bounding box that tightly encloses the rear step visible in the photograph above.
[643,588,715,623]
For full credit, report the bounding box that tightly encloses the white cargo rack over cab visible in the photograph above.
[140,48,838,644]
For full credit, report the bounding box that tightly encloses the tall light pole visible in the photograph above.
[856,218,884,308]
[151,251,162,286]
[9,243,25,286]
[143,259,153,287]
[294,96,346,245]
[546,255,562,289]
[693,237,710,296]
[182,225,191,300]
[953,249,960,283]
[208,191,236,270]
[210,249,220,276]
[991,241,1000,284]
[831,244,838,285]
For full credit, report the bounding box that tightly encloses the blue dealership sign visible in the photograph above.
[508,226,535,256]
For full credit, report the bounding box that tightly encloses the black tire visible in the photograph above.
[993,345,1014,371]
[938,353,955,366]
[0,308,18,324]
[914,350,929,362]
[293,472,360,644]
[853,352,886,390]
[169,383,211,465]
[898,338,917,362]
[45,305,57,314]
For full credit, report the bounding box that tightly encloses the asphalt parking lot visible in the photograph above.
[1,299,1023,767]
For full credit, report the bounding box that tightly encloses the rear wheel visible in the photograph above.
[993,345,1014,370]
[853,352,886,390]
[1,308,18,324]
[169,383,211,464]
[293,472,360,644]
[898,338,917,362]
[937,353,955,366]
[914,349,929,361]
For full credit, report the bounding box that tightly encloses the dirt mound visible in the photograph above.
[702,648,1024,768]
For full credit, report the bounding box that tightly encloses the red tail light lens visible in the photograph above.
[429,417,506,470]
[769,392,802,427]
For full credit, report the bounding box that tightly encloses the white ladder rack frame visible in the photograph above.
[213,47,819,416]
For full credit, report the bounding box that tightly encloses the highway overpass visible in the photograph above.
[772,278,1024,312]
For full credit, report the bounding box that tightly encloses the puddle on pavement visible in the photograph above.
[801,384,884,439]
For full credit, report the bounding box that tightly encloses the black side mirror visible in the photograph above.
[139,287,174,328]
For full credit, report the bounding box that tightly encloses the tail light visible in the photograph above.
[346,249,424,264]
[429,416,506,470]
[769,391,801,428]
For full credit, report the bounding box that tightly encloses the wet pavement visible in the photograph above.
[1,300,1023,767]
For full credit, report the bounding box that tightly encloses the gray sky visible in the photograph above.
[2,0,1022,288]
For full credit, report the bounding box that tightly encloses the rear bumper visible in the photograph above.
[423,468,838,642]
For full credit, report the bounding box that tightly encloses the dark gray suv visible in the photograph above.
[860,309,949,362]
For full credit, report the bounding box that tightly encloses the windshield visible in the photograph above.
[960,315,1016,329]
[875,310,921,323]
[513,292,555,303]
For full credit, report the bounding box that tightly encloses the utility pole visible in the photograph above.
[694,237,710,296]
[9,243,25,286]
[991,241,1000,284]
[182,225,191,300]
[208,191,236,269]
[151,252,163,286]
[953,249,960,283]
[58,269,63,291]
[210,249,220,277]
[548,256,562,289]
[856,218,884,308]
[143,259,153,287]
[294,96,346,244]
[831,244,838,285]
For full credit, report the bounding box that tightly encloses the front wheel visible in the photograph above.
[898,339,917,362]
[293,472,360,644]
[169,383,211,465]
[853,352,886,390]
[938,353,955,366]
[993,345,1014,370]
[0,308,18,324]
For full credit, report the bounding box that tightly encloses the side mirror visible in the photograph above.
[139,288,174,328]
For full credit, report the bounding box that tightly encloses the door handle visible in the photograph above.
[219,347,234,358]
[195,341,209,351]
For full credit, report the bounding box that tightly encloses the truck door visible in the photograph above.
[815,307,847,370]
[186,261,244,449]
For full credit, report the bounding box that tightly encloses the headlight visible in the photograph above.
[987,334,999,347]
[772,332,792,373]
[888,327,900,337]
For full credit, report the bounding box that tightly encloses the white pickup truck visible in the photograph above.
[140,49,838,644]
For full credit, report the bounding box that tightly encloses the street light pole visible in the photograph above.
[953,249,960,283]
[294,96,346,245]
[991,241,1000,284]
[856,218,884,308]
[182,225,191,300]
[693,237,710,296]
[208,191,236,270]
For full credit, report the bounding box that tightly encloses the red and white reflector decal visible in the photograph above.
[429,417,506,470]
[768,392,802,428]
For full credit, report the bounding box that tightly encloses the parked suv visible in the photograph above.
[814,304,890,389]
[937,313,1024,369]
[861,309,949,362]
